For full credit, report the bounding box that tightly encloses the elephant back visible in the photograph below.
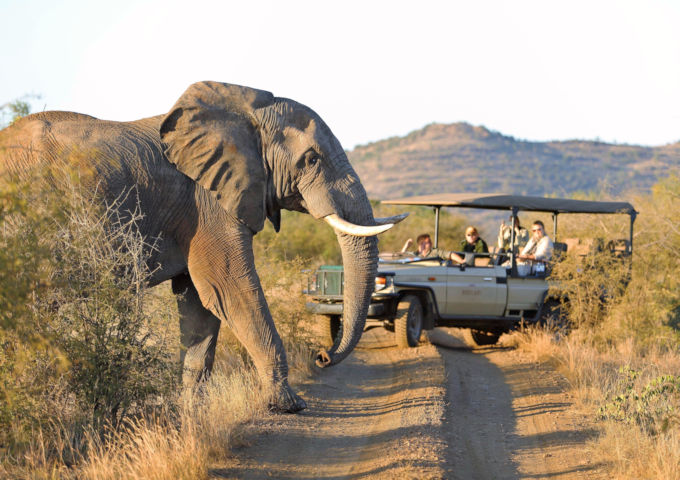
[0,111,167,187]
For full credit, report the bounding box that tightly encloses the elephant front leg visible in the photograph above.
[186,228,307,413]
[172,273,220,384]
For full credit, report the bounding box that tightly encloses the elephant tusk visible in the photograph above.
[324,214,393,237]
[373,212,409,226]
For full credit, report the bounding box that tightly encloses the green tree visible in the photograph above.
[0,94,39,127]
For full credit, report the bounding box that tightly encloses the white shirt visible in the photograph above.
[521,235,554,262]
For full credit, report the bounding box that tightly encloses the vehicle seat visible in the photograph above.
[562,237,580,254]
[474,257,491,267]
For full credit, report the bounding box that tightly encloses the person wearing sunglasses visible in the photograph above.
[517,220,554,275]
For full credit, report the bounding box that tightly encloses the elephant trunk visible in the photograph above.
[316,230,378,367]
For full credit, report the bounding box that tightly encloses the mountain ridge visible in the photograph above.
[348,122,679,200]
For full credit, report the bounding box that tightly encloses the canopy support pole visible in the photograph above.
[629,212,637,255]
[510,207,519,277]
[434,206,441,248]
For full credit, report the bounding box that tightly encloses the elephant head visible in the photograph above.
[159,81,403,369]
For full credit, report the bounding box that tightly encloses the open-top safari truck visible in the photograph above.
[305,193,637,347]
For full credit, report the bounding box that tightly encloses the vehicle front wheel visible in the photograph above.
[395,295,423,348]
[469,329,501,346]
[319,314,342,348]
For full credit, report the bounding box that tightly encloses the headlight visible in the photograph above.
[374,275,392,292]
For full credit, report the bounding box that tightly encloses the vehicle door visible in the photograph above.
[445,264,508,316]
[389,261,449,314]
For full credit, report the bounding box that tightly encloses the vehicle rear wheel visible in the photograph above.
[319,314,342,348]
[469,329,501,346]
[395,295,423,348]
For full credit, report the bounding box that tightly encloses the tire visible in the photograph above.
[469,329,501,346]
[319,314,342,348]
[395,295,423,348]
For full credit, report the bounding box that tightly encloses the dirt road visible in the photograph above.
[214,328,605,479]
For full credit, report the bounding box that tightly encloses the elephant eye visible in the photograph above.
[304,150,320,167]
[298,149,321,170]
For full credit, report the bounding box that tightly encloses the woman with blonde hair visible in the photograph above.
[449,226,489,263]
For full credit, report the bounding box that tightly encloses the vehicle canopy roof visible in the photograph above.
[382,193,636,215]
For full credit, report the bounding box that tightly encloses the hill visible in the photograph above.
[348,122,680,200]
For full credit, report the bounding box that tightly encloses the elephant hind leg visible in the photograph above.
[172,273,220,384]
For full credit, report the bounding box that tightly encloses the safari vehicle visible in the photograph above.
[305,193,637,347]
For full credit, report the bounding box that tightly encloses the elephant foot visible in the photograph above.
[269,382,307,413]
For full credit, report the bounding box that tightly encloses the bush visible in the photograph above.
[599,366,680,435]
[550,247,630,328]
[0,171,179,450]
[0,95,38,128]
[36,185,179,430]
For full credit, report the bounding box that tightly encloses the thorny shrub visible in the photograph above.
[37,185,179,431]
[549,247,630,328]
[0,171,178,451]
[599,366,680,435]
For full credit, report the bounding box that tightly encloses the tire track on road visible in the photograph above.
[213,328,447,479]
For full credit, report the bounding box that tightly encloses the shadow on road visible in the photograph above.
[212,327,603,479]
[430,327,521,479]
[431,327,603,479]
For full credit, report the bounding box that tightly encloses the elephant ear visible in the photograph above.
[160,81,274,233]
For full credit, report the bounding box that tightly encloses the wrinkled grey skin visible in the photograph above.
[0,82,380,413]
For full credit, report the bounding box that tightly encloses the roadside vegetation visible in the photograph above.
[505,175,680,479]
[0,165,324,478]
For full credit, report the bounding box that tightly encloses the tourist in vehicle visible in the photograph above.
[459,226,489,261]
[517,220,554,275]
[401,233,462,262]
[497,215,529,251]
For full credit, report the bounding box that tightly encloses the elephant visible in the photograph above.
[0,81,406,413]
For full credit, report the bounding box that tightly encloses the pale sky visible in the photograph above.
[2,0,679,148]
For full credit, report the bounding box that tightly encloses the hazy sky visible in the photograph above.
[2,0,679,148]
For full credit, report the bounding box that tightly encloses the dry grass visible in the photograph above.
[594,422,680,480]
[77,420,209,480]
[0,358,270,479]
[506,324,680,478]
[180,354,271,459]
